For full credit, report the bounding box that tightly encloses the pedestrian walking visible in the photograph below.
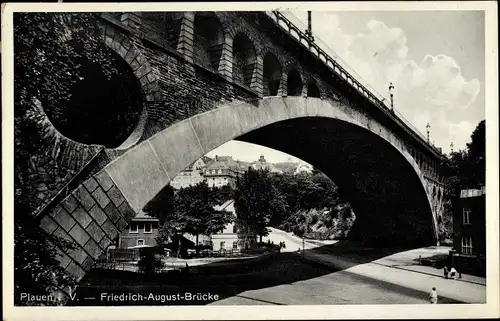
[443,266,449,279]
[429,287,438,304]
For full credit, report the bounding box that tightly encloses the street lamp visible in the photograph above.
[450,142,454,154]
[426,122,431,143]
[389,82,395,111]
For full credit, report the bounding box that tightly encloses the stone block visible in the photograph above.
[101,220,119,240]
[81,257,96,271]
[92,187,111,209]
[99,236,113,250]
[40,215,58,234]
[71,206,93,228]
[116,217,128,231]
[55,249,72,269]
[84,239,102,260]
[49,205,63,218]
[83,177,99,192]
[61,194,79,213]
[68,247,88,265]
[88,205,108,226]
[107,185,126,207]
[69,224,91,247]
[95,171,114,192]
[52,227,74,244]
[74,185,96,211]
[66,261,86,281]
[104,203,122,224]
[53,208,77,232]
[118,202,136,221]
[86,221,105,243]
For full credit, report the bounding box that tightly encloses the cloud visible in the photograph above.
[293,11,482,153]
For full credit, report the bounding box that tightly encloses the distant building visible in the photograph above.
[204,155,243,188]
[452,186,486,276]
[251,155,283,174]
[170,157,207,189]
[211,200,240,251]
[118,211,160,248]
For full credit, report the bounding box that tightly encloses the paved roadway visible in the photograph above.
[211,229,475,305]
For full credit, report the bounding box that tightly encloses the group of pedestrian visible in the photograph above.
[443,266,458,280]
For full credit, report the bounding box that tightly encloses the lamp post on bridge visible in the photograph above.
[389,82,395,112]
[426,122,431,143]
[305,11,315,45]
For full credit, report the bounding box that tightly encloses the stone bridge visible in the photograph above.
[24,11,448,285]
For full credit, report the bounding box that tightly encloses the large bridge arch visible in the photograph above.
[41,97,439,284]
[104,96,437,240]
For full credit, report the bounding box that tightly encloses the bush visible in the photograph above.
[138,251,164,275]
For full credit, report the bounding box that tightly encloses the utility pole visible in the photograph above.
[389,82,395,112]
[426,122,431,143]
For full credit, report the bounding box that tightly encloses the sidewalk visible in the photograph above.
[304,248,486,303]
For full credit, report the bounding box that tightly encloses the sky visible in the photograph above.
[207,10,485,163]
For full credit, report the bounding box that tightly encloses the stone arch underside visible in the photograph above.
[104,97,438,245]
[42,97,439,285]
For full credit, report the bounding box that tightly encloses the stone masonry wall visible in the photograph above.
[39,169,135,283]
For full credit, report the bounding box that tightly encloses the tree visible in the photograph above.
[174,182,234,251]
[152,182,234,255]
[14,13,119,304]
[466,120,485,188]
[234,168,288,243]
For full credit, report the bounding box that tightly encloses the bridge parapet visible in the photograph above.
[265,11,444,158]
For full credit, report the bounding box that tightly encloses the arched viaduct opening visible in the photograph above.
[235,117,435,246]
[101,97,436,247]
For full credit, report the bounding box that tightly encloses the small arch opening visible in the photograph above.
[193,12,224,71]
[307,81,321,98]
[164,12,184,48]
[287,69,303,96]
[232,33,256,88]
[263,53,281,96]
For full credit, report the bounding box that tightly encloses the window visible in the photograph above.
[462,236,473,255]
[144,223,152,233]
[463,207,471,225]
[129,223,138,234]
[218,169,222,174]
[137,239,144,247]
[233,241,238,249]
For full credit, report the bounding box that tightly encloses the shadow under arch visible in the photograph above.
[103,96,437,246]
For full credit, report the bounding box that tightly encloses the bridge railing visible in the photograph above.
[265,10,443,155]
